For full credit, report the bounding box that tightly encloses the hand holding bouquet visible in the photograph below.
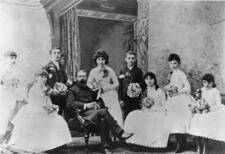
[127,83,142,98]
[142,97,154,109]
[43,104,58,114]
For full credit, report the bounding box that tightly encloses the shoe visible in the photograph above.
[103,148,112,154]
[119,132,134,141]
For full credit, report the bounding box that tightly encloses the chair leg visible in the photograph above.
[84,132,90,153]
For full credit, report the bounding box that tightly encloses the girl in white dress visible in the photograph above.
[87,49,123,127]
[190,74,225,154]
[124,72,170,148]
[165,53,193,153]
[0,51,26,144]
[7,69,72,153]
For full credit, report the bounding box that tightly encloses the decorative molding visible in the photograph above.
[0,0,42,9]
[76,9,137,22]
[57,0,83,16]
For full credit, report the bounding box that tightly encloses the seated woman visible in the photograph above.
[124,72,170,148]
[87,49,123,127]
[190,74,225,154]
[7,70,72,153]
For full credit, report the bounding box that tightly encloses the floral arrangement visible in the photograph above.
[142,97,154,108]
[127,83,142,98]
[192,89,210,114]
[164,84,178,97]
[43,104,58,114]
[48,82,68,95]
[5,78,19,89]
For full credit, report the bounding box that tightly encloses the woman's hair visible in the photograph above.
[92,49,109,64]
[168,53,181,64]
[202,73,216,87]
[144,72,159,90]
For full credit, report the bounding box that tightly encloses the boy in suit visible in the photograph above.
[43,48,67,115]
[118,51,144,119]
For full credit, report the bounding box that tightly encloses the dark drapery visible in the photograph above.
[60,7,81,81]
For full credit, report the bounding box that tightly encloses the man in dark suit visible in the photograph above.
[43,47,67,115]
[66,70,133,153]
[118,51,144,119]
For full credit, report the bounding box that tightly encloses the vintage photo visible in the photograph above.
[0,0,225,153]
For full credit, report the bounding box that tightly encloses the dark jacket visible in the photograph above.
[43,61,67,88]
[118,66,144,100]
[66,82,105,120]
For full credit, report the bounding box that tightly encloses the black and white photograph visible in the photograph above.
[1,0,225,153]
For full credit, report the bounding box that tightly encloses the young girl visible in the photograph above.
[87,49,123,127]
[165,53,193,153]
[190,74,225,154]
[0,51,26,144]
[7,69,72,153]
[124,72,170,148]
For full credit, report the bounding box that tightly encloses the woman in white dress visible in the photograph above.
[0,51,26,144]
[124,72,170,148]
[7,69,72,153]
[87,49,123,127]
[190,74,225,154]
[165,53,193,153]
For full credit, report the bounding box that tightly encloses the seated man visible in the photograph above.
[66,70,133,153]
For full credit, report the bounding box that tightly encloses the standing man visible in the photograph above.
[118,51,144,119]
[43,47,67,115]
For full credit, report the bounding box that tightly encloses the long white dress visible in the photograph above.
[87,66,123,127]
[124,87,171,148]
[0,65,25,136]
[8,84,72,153]
[166,69,193,134]
[189,87,225,142]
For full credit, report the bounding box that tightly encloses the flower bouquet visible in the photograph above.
[127,83,142,98]
[191,89,210,114]
[142,97,154,108]
[43,104,58,114]
[5,78,19,89]
[51,82,68,95]
[165,84,178,97]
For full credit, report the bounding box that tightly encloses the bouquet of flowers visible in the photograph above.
[5,78,19,89]
[51,82,68,95]
[43,104,58,114]
[191,89,210,114]
[142,97,154,108]
[127,83,142,98]
[164,84,178,97]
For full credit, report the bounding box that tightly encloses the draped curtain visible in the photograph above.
[59,7,80,81]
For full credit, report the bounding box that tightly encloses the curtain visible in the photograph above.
[60,7,80,81]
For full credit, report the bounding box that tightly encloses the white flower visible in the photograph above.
[119,74,125,79]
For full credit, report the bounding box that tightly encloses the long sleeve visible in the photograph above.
[66,89,84,111]
[178,71,191,94]
[118,70,124,100]
[158,89,167,107]
[103,67,119,91]
[214,89,222,105]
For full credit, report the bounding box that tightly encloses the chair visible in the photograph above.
[66,109,99,153]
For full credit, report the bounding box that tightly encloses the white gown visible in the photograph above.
[190,87,225,142]
[0,65,26,135]
[166,69,193,134]
[124,88,171,148]
[8,84,72,153]
[87,66,123,128]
